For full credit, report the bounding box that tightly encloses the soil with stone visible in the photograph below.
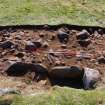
[0,25,105,94]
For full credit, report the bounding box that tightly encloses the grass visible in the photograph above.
[0,86,105,105]
[0,0,104,26]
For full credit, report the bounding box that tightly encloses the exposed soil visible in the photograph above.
[0,25,105,94]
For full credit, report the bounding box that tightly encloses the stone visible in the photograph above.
[49,66,83,79]
[42,41,49,48]
[98,57,105,64]
[0,88,20,96]
[0,41,14,49]
[8,56,20,61]
[83,67,100,89]
[76,30,90,40]
[39,32,45,38]
[5,62,48,81]
[98,29,103,35]
[5,62,32,76]
[3,57,21,71]
[61,44,67,49]
[76,52,92,59]
[57,30,69,43]
[55,60,61,66]
[29,63,48,81]
[15,52,25,58]
[33,40,42,48]
[33,64,48,74]
[50,34,56,40]
[15,36,21,40]
[78,39,91,47]
[25,41,37,52]
[3,33,10,37]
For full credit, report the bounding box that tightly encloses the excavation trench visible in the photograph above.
[0,24,104,92]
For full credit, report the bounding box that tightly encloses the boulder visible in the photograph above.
[5,62,48,81]
[83,67,100,89]
[49,66,83,79]
[5,62,30,76]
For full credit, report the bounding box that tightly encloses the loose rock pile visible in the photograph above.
[0,26,104,91]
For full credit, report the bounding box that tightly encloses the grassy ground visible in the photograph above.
[0,86,105,105]
[0,0,105,26]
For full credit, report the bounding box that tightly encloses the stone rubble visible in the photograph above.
[0,26,104,90]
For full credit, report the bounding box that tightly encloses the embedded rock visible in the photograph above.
[98,57,105,64]
[49,66,83,79]
[78,39,91,47]
[83,67,100,89]
[57,30,69,43]
[0,41,14,49]
[25,41,37,52]
[76,30,90,40]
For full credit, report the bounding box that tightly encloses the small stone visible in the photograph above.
[39,32,45,38]
[37,60,42,63]
[9,49,15,53]
[50,34,56,40]
[78,39,91,47]
[61,44,67,49]
[98,29,103,35]
[61,61,66,66]
[0,88,20,96]
[31,60,36,63]
[15,36,21,40]
[55,60,61,66]
[1,51,7,56]
[57,29,69,43]
[15,52,25,58]
[94,31,101,38]
[98,57,105,64]
[3,33,10,37]
[76,52,92,59]
[33,39,42,48]
[25,41,37,52]
[42,41,49,48]
[76,30,90,40]
[0,41,14,49]
[39,80,47,85]
[8,56,20,61]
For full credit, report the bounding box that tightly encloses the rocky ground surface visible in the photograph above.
[0,26,105,95]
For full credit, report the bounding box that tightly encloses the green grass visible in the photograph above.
[0,86,105,105]
[0,0,105,26]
